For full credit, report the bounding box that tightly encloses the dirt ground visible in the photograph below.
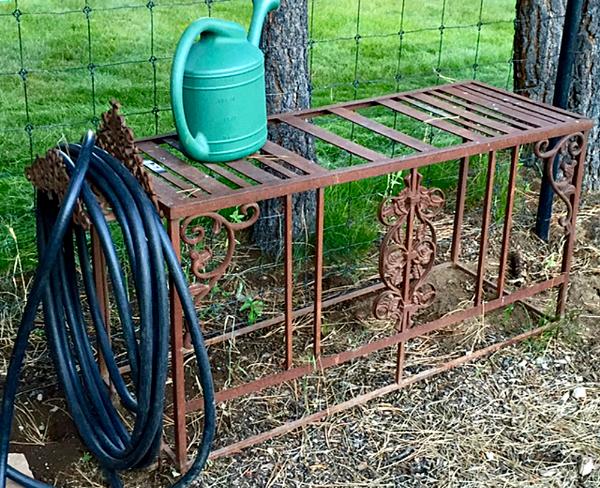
[1,191,599,487]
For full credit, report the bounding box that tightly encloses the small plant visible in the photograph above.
[239,297,264,325]
[235,282,264,325]
[523,322,559,354]
[502,303,515,327]
[80,452,93,464]
[228,207,244,224]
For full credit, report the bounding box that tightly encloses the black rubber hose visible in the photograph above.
[0,131,216,488]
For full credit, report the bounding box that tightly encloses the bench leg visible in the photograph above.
[167,218,188,472]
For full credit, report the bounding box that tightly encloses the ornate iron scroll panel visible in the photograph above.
[534,132,585,236]
[26,100,158,227]
[374,170,445,330]
[180,203,260,303]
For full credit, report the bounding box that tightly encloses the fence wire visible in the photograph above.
[0,0,567,270]
[0,0,551,163]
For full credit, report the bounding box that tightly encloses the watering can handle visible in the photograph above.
[171,19,241,161]
[248,0,281,47]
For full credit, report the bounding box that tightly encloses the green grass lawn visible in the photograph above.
[0,0,516,270]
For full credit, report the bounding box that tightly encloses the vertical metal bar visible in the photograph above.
[91,225,110,386]
[313,188,325,359]
[167,218,188,472]
[396,167,418,382]
[284,194,294,369]
[451,155,469,263]
[475,151,497,306]
[497,145,520,297]
[556,133,588,316]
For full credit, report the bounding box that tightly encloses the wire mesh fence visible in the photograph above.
[0,0,566,271]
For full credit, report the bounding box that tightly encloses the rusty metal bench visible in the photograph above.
[124,81,592,468]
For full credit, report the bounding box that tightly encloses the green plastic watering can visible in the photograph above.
[170,0,281,163]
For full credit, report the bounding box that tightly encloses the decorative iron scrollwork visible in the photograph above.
[374,171,444,329]
[26,100,158,227]
[96,100,160,213]
[181,203,260,302]
[534,132,585,236]
[25,148,94,228]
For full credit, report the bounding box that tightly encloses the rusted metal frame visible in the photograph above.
[166,119,592,218]
[440,87,546,129]
[327,106,437,152]
[204,281,384,346]
[186,271,566,413]
[91,226,111,386]
[270,80,472,119]
[431,90,533,130]
[277,115,388,162]
[261,141,327,175]
[497,146,521,298]
[471,80,581,121]
[167,218,189,472]
[453,86,561,126]
[397,95,502,138]
[313,187,325,359]
[226,159,281,183]
[138,141,234,195]
[451,152,469,263]
[209,319,559,459]
[407,92,520,134]
[378,98,485,142]
[454,262,552,320]
[284,194,294,369]
[474,151,497,306]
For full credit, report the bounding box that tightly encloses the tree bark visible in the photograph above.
[252,0,316,255]
[513,0,600,189]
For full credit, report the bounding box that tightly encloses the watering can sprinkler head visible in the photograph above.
[248,0,281,47]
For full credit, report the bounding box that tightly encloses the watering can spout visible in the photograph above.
[248,0,281,47]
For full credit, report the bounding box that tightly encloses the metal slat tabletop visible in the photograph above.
[137,81,593,218]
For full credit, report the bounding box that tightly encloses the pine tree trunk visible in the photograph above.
[252,0,316,255]
[513,0,600,189]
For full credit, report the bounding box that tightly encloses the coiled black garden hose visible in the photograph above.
[0,131,216,488]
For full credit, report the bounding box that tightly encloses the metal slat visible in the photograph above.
[435,88,537,129]
[227,160,281,183]
[471,80,579,120]
[467,82,574,122]
[378,99,483,142]
[253,155,302,179]
[205,163,253,188]
[328,106,436,152]
[162,136,183,151]
[279,115,389,162]
[138,141,234,196]
[445,86,554,127]
[261,141,327,175]
[149,175,189,208]
[409,92,520,134]
[155,170,204,196]
[397,95,500,137]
